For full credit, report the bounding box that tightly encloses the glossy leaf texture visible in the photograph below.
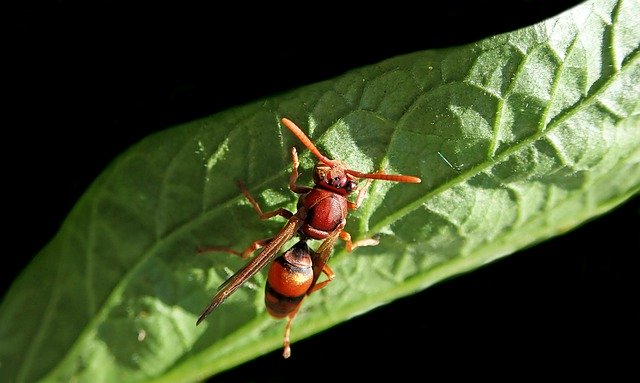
[1,0,639,381]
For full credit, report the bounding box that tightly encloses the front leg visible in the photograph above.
[237,146,311,220]
[237,181,294,221]
[347,178,374,210]
[288,146,313,194]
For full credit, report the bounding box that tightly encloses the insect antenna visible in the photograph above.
[280,117,335,166]
[346,169,422,184]
[281,117,422,184]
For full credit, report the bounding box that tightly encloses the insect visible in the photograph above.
[197,117,421,357]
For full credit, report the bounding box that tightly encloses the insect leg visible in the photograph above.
[237,181,294,220]
[348,178,374,210]
[308,263,335,292]
[339,230,380,252]
[281,262,335,359]
[288,146,313,194]
[197,238,274,259]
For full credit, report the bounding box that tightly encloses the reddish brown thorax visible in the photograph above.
[297,189,348,240]
[296,161,357,240]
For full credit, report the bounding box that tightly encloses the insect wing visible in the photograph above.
[308,227,341,292]
[196,216,303,324]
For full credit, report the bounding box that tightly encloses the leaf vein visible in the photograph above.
[371,46,639,234]
[16,242,66,382]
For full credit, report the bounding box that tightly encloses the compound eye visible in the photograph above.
[344,180,357,193]
[327,173,348,189]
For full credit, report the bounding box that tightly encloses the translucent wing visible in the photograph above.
[196,216,304,324]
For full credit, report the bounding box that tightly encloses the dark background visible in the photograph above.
[5,1,638,381]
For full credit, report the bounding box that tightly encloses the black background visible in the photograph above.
[5,1,638,382]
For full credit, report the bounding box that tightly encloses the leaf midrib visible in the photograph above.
[373,46,639,234]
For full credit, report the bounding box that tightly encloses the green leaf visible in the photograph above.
[2,0,639,381]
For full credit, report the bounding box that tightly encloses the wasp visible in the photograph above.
[197,117,421,357]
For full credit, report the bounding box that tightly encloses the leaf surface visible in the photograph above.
[1,0,638,381]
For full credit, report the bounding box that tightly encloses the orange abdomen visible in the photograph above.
[264,242,314,318]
